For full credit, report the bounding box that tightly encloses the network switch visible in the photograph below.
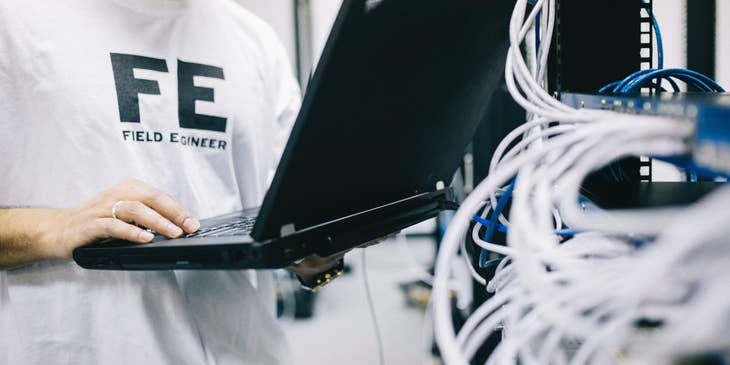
[561,92,730,174]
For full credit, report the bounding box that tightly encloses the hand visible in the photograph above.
[38,178,199,260]
[287,252,347,282]
[286,235,392,281]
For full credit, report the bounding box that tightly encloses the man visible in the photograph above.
[0,0,345,363]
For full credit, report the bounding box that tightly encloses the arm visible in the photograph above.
[0,179,200,270]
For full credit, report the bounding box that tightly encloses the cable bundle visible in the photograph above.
[431,0,730,364]
[600,68,726,94]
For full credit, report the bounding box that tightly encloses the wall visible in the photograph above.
[310,0,344,67]
[654,0,687,70]
[717,0,730,88]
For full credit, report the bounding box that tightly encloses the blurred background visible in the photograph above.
[231,1,730,364]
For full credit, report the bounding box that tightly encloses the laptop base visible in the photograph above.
[73,189,454,270]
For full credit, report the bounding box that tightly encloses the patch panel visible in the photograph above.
[562,92,730,174]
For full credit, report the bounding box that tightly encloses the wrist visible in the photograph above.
[33,209,70,260]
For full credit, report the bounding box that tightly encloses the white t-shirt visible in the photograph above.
[0,0,301,364]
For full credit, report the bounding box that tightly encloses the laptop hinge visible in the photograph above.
[280,223,296,237]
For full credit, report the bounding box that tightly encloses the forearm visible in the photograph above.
[0,208,59,269]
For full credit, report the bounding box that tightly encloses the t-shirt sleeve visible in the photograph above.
[267,38,302,166]
[0,4,20,123]
[228,9,303,207]
[0,3,22,163]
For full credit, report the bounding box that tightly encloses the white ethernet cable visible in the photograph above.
[431,0,730,363]
[486,184,730,365]
[434,115,694,365]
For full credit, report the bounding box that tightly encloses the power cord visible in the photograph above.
[479,179,515,267]
[361,248,385,365]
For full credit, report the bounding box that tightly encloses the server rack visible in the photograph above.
[465,1,657,362]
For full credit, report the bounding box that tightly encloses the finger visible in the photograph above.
[320,252,347,263]
[90,218,155,243]
[132,187,199,233]
[114,201,183,238]
[290,253,344,269]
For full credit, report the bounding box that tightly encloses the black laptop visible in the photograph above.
[73,0,514,270]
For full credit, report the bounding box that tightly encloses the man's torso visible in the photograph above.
[0,1,300,364]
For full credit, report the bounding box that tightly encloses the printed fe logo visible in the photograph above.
[110,53,227,133]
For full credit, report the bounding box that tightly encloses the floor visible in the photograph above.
[278,236,440,365]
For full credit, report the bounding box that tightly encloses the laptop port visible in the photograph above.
[231,249,247,263]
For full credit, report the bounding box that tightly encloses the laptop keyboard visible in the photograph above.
[186,216,257,238]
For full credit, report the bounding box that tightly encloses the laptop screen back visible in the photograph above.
[252,0,515,239]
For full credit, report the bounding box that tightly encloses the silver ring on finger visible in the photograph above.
[111,201,124,220]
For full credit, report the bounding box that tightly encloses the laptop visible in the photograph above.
[73,0,515,270]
